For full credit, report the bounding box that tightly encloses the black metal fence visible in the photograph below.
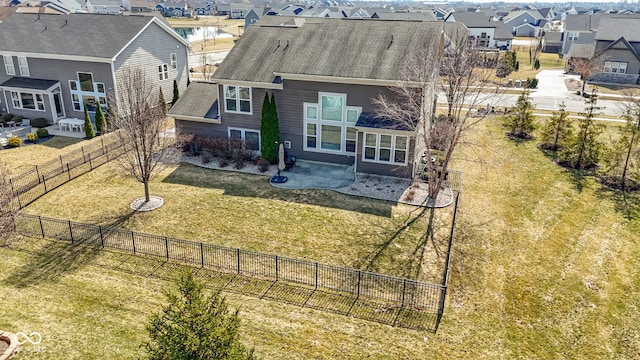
[16,213,451,328]
[7,133,124,209]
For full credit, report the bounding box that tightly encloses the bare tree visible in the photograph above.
[109,67,175,206]
[199,53,216,82]
[375,25,499,203]
[0,161,18,246]
[567,46,603,95]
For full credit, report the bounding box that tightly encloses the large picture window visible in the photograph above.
[362,132,408,165]
[10,91,45,111]
[69,72,106,112]
[304,92,360,155]
[224,85,252,114]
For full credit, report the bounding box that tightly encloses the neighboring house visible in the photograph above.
[371,11,436,21]
[590,17,640,85]
[542,31,562,53]
[537,7,555,22]
[169,81,219,123]
[244,6,270,29]
[561,14,601,56]
[503,9,542,36]
[86,0,125,14]
[0,13,189,124]
[129,0,155,12]
[156,1,191,17]
[445,11,512,49]
[216,2,252,19]
[172,18,466,178]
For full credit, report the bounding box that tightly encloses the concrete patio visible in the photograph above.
[269,160,356,190]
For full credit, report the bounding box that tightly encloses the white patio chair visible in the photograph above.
[21,119,30,127]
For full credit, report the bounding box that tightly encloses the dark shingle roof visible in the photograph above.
[0,77,59,90]
[567,43,596,58]
[373,12,437,21]
[595,17,640,42]
[355,112,414,131]
[214,18,465,84]
[0,13,156,58]
[493,23,514,40]
[168,82,219,120]
[544,31,562,43]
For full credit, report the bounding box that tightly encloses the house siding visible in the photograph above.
[355,132,415,178]
[3,93,53,120]
[0,57,113,121]
[113,21,189,103]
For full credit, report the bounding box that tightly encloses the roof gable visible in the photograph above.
[597,37,640,62]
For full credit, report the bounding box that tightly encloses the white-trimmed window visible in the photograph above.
[303,92,360,154]
[603,61,628,74]
[10,91,45,111]
[3,55,15,76]
[224,85,252,114]
[363,133,408,165]
[568,32,579,41]
[170,53,177,70]
[68,72,106,112]
[228,128,260,151]
[17,56,29,77]
[158,64,168,80]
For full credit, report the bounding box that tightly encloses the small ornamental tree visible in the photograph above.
[558,90,605,169]
[260,92,280,164]
[539,102,573,152]
[534,58,541,70]
[95,103,107,134]
[83,105,95,139]
[145,269,256,360]
[172,80,180,106]
[504,91,536,139]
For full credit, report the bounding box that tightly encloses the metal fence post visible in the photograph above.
[66,163,71,181]
[200,242,204,267]
[165,237,169,259]
[41,175,47,193]
[275,256,279,282]
[68,220,73,243]
[35,165,40,183]
[401,279,407,307]
[131,232,136,254]
[88,153,93,171]
[39,216,44,238]
[356,270,361,299]
[315,262,319,289]
[99,226,104,248]
[60,156,64,173]
[237,249,241,274]
[81,146,86,162]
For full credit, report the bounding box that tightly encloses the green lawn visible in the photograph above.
[2,116,639,358]
[20,162,453,282]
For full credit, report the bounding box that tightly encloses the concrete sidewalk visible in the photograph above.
[269,160,355,190]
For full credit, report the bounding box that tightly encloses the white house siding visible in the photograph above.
[467,28,498,48]
[113,21,189,105]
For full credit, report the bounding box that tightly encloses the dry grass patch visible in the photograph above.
[0,136,86,172]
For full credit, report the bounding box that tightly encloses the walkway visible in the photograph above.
[269,160,355,190]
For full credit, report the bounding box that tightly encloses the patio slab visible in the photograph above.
[270,160,355,190]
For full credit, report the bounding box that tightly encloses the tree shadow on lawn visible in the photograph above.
[537,146,594,192]
[39,135,83,150]
[595,185,640,221]
[161,163,394,217]
[5,239,101,288]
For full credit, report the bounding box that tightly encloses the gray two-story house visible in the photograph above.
[591,17,640,85]
[172,18,463,178]
[0,13,189,124]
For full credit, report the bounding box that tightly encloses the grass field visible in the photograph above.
[0,136,85,174]
[19,161,454,282]
[2,116,640,358]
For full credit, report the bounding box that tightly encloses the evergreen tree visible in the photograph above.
[534,59,541,70]
[172,80,180,106]
[83,105,95,139]
[145,269,255,360]
[159,88,167,115]
[539,102,573,152]
[496,51,515,78]
[558,90,605,169]
[95,103,107,134]
[504,91,536,139]
[260,92,280,164]
[600,107,640,190]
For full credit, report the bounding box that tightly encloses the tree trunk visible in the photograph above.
[621,130,637,191]
[581,79,587,95]
[144,181,150,202]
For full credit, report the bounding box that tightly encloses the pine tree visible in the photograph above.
[558,90,605,169]
[504,91,536,139]
[600,107,640,190]
[159,88,167,115]
[260,92,280,164]
[83,105,95,139]
[95,103,107,134]
[534,59,541,70]
[171,80,179,106]
[539,102,573,152]
[145,269,255,360]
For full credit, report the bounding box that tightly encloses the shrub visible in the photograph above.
[232,147,255,165]
[218,159,229,168]
[257,159,270,172]
[36,128,49,138]
[534,59,540,70]
[526,78,539,89]
[234,160,245,169]
[177,133,205,156]
[84,106,95,139]
[26,133,38,142]
[201,154,211,164]
[31,118,49,128]
[7,136,22,147]
[0,113,14,123]
[11,115,24,123]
